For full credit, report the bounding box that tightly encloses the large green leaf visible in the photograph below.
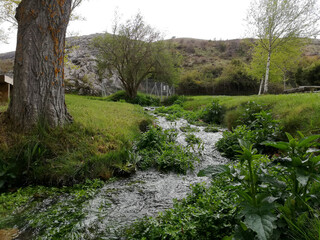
[298,134,320,148]
[244,212,277,240]
[241,199,277,240]
[296,169,310,187]
[197,164,229,177]
[262,141,289,151]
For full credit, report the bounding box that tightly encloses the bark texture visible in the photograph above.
[264,50,271,94]
[8,0,72,130]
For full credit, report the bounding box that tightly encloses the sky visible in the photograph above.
[0,0,252,53]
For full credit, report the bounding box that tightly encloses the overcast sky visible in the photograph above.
[0,0,252,53]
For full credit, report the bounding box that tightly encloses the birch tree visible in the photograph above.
[246,0,320,93]
[248,38,304,94]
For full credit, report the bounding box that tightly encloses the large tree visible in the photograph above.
[93,13,180,99]
[8,0,73,129]
[0,0,84,27]
[246,0,320,93]
[248,38,304,94]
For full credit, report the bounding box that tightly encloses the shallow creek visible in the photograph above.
[78,111,228,239]
[15,110,228,239]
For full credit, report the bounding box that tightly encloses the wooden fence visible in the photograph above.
[284,86,320,94]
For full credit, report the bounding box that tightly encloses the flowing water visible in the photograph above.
[13,110,228,239]
[78,111,228,239]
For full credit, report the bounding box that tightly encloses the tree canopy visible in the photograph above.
[93,13,180,99]
[248,38,304,94]
[246,0,320,93]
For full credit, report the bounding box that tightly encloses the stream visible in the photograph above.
[14,110,228,239]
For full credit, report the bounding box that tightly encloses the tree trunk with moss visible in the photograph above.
[8,0,72,130]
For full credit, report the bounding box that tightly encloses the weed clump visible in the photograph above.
[134,126,198,174]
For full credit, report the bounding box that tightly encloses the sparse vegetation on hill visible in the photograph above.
[2,36,320,97]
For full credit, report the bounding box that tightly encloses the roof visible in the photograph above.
[0,75,13,85]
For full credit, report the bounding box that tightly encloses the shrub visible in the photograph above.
[216,125,252,160]
[135,126,198,174]
[236,101,264,126]
[155,104,185,121]
[213,60,259,95]
[162,95,188,106]
[106,90,160,106]
[200,100,225,124]
[216,110,282,159]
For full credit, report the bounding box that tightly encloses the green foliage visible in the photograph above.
[93,13,180,99]
[263,132,320,212]
[295,59,320,86]
[200,100,224,124]
[213,59,259,95]
[106,90,160,106]
[0,161,16,190]
[201,130,320,240]
[0,179,105,239]
[155,104,186,121]
[162,95,188,106]
[237,101,264,126]
[155,103,204,125]
[203,125,219,133]
[183,94,320,136]
[135,126,168,151]
[125,180,238,240]
[180,124,199,133]
[155,142,196,174]
[177,70,208,95]
[216,105,281,159]
[216,126,252,160]
[0,95,150,189]
[135,126,198,174]
[284,206,320,240]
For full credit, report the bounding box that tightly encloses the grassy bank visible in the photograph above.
[0,95,151,189]
[182,93,320,135]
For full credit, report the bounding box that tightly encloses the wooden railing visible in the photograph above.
[284,86,320,94]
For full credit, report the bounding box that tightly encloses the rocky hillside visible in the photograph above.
[1,34,320,96]
[0,33,123,96]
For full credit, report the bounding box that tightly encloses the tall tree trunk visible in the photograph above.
[264,50,271,94]
[258,77,264,95]
[8,0,72,130]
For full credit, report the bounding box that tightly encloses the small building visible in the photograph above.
[0,75,13,102]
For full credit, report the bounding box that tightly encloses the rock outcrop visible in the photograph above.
[0,33,123,96]
[64,33,122,96]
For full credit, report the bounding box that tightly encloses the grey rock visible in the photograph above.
[0,33,123,96]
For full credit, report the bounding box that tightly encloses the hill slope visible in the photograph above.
[1,35,320,96]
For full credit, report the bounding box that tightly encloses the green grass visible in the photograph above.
[0,95,151,187]
[0,103,7,113]
[66,94,149,142]
[182,93,320,136]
